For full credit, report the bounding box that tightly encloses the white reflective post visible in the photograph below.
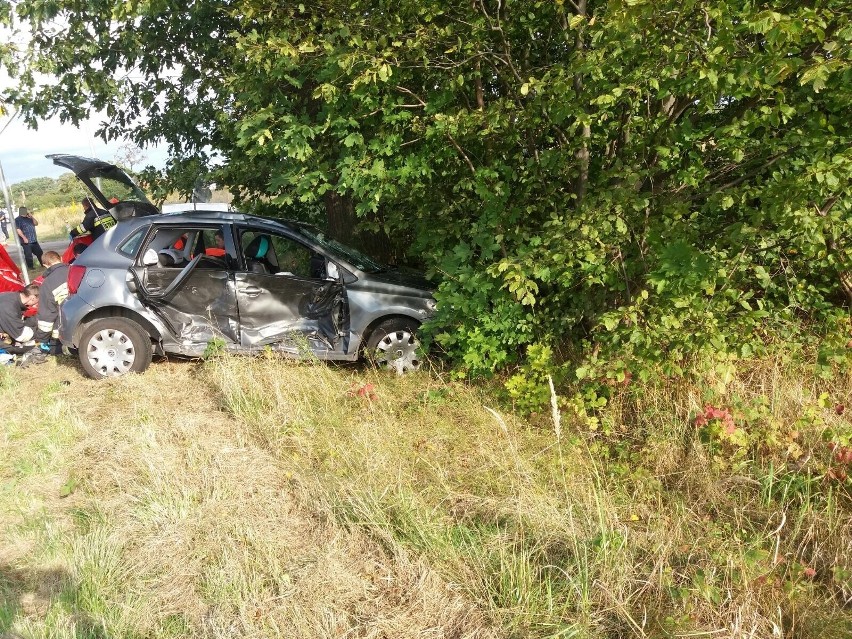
[0,159,29,284]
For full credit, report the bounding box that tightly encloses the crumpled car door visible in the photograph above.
[131,255,240,346]
[234,271,348,354]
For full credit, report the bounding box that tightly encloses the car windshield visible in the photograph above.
[294,224,386,272]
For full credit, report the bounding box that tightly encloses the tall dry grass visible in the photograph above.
[0,353,850,637]
[21,205,78,241]
[0,361,495,638]
[202,354,852,637]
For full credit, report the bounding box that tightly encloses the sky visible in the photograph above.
[0,17,168,186]
[0,111,168,185]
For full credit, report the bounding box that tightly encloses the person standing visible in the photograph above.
[69,197,115,240]
[0,207,8,241]
[15,206,44,268]
[35,251,69,350]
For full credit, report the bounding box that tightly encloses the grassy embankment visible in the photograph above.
[1,353,851,638]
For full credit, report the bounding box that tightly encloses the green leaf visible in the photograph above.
[59,477,78,498]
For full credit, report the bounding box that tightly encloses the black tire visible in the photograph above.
[365,318,422,374]
[78,317,153,379]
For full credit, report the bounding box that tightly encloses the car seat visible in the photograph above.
[158,248,186,267]
[244,234,273,274]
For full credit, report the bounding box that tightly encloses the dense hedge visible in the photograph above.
[4,1,850,389]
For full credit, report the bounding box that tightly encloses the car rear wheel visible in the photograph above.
[78,317,152,379]
[365,318,422,374]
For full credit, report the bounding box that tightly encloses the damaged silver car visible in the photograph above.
[51,154,436,379]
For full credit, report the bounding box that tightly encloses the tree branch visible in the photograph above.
[447,133,476,175]
[394,86,426,107]
[710,153,784,194]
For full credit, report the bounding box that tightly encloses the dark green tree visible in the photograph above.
[10,174,84,209]
[2,0,850,379]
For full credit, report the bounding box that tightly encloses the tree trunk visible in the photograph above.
[323,191,398,264]
[324,191,356,243]
[814,196,852,305]
[839,271,852,306]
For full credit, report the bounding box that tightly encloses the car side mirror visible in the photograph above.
[326,261,340,280]
[142,248,159,266]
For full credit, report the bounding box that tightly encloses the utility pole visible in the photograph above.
[0,108,31,283]
[0,159,30,284]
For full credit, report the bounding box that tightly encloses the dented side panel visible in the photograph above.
[234,272,346,353]
[143,267,239,344]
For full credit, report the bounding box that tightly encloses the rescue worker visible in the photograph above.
[35,251,69,353]
[69,197,116,240]
[0,283,50,366]
[0,283,39,346]
[205,230,227,257]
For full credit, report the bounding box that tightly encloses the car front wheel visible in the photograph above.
[78,317,152,379]
[365,318,422,374]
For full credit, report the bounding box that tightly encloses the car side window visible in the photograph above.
[197,228,233,268]
[144,226,232,268]
[118,227,148,258]
[240,230,320,279]
[271,235,314,278]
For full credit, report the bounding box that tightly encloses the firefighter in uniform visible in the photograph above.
[69,197,116,240]
[0,284,39,346]
[35,251,70,352]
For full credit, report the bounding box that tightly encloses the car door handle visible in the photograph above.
[208,272,229,280]
[239,286,263,297]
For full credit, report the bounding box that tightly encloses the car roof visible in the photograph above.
[160,202,234,214]
[116,208,304,234]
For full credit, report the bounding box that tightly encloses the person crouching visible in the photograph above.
[0,284,49,366]
[35,251,69,354]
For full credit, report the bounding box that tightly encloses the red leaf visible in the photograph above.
[828,467,848,482]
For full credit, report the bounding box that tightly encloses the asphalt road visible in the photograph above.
[3,238,70,272]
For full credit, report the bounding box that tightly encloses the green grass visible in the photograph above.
[0,355,850,637]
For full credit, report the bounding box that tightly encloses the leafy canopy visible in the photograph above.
[2,0,850,383]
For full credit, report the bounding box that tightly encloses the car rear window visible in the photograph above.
[117,226,148,258]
